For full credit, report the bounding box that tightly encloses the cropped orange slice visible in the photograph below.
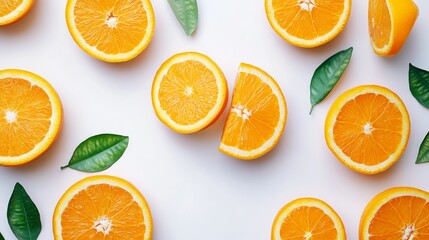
[65,0,155,62]
[53,175,153,240]
[272,198,346,240]
[219,63,287,160]
[265,0,351,48]
[360,187,429,240]
[0,0,34,25]
[0,69,63,166]
[369,0,419,56]
[152,52,228,134]
[325,85,410,174]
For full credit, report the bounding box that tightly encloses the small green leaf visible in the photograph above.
[0,232,5,240]
[61,134,129,172]
[7,183,41,240]
[168,0,198,35]
[416,132,429,164]
[409,64,429,109]
[310,47,353,114]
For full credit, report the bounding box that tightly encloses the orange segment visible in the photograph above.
[0,0,33,25]
[265,0,351,48]
[53,175,152,240]
[368,0,418,56]
[325,85,410,174]
[0,69,63,166]
[360,187,429,240]
[272,198,346,240]
[65,0,155,62]
[152,52,228,134]
[219,63,287,160]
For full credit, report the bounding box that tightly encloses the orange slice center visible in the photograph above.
[369,0,391,49]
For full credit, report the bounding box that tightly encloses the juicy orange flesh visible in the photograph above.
[368,196,429,239]
[0,0,23,17]
[271,0,345,40]
[158,60,219,125]
[333,93,402,166]
[73,0,148,54]
[221,72,280,151]
[0,78,52,157]
[61,184,146,239]
[369,0,391,49]
[280,206,337,239]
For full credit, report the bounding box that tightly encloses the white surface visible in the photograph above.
[1,0,429,239]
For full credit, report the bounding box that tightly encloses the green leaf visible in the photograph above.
[310,47,353,114]
[416,132,429,164]
[7,183,41,240]
[61,134,129,172]
[0,232,5,240]
[409,64,429,109]
[168,0,198,35]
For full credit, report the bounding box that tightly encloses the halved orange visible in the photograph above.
[219,63,287,160]
[0,0,34,25]
[272,198,346,240]
[360,187,429,240]
[53,175,153,240]
[265,0,352,48]
[65,0,155,62]
[0,69,63,166]
[152,52,228,134]
[369,0,419,56]
[325,85,410,174]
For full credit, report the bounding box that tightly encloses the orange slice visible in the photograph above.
[152,52,228,134]
[360,187,429,240]
[53,175,153,240]
[0,69,63,166]
[0,0,34,25]
[265,0,351,48]
[219,63,287,160]
[325,85,410,174]
[369,0,419,56]
[65,0,155,62]
[272,198,346,240]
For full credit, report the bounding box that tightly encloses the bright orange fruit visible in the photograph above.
[152,52,228,134]
[272,198,346,240]
[65,0,155,62]
[325,85,410,174]
[360,187,429,240]
[53,175,153,240]
[219,63,287,160]
[0,69,63,166]
[265,0,352,48]
[0,0,34,25]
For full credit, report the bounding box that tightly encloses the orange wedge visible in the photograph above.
[272,198,346,240]
[360,187,429,240]
[219,63,287,160]
[0,69,63,166]
[0,0,34,25]
[65,0,155,62]
[265,0,352,48]
[369,0,419,56]
[53,175,153,240]
[152,52,228,134]
[325,85,410,174]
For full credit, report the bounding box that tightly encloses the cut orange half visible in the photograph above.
[325,85,410,174]
[152,52,228,134]
[65,0,155,62]
[360,187,429,240]
[219,63,287,160]
[0,69,63,166]
[53,175,153,240]
[369,0,419,56]
[0,0,34,25]
[272,198,346,240]
[265,0,352,48]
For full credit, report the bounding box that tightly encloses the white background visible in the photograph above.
[1,0,429,239]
